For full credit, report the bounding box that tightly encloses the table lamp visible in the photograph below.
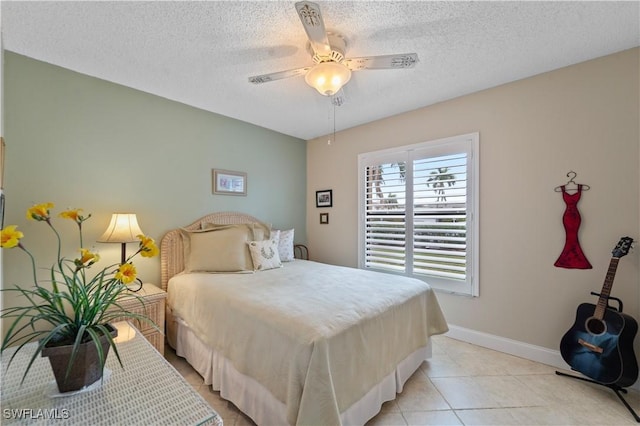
[98,213,144,265]
[98,213,145,291]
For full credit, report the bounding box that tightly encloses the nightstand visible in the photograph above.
[109,283,166,355]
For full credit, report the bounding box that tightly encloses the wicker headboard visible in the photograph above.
[159,211,262,291]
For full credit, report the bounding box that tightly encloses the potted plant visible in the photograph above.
[1,202,159,393]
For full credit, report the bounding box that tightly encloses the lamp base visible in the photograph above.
[127,278,143,292]
[118,243,143,292]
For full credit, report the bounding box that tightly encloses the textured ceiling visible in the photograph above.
[2,1,639,140]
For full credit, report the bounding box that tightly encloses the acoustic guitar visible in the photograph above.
[560,237,638,387]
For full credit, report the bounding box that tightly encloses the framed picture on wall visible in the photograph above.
[320,212,329,224]
[316,189,332,208]
[212,169,247,196]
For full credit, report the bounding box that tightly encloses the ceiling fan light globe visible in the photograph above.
[305,61,351,96]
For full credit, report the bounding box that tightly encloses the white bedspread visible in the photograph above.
[168,260,448,425]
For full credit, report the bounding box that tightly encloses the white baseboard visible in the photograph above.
[444,324,640,392]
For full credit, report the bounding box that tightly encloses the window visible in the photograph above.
[358,133,479,296]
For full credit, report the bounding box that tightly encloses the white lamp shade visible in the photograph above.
[304,61,352,96]
[98,213,144,243]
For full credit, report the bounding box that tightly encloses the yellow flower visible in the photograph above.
[1,225,24,248]
[115,263,137,284]
[74,248,100,268]
[137,234,159,258]
[59,208,90,224]
[26,202,54,221]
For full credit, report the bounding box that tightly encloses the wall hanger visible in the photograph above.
[554,171,590,192]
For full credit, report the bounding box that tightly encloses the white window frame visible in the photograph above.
[358,132,479,296]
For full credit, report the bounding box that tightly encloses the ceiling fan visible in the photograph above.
[248,1,418,100]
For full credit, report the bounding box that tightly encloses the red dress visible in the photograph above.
[554,184,592,269]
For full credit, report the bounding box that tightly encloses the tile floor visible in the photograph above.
[164,335,640,425]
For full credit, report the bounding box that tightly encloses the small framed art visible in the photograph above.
[316,189,332,208]
[320,212,329,224]
[212,169,247,196]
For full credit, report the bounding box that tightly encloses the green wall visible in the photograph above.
[2,52,306,305]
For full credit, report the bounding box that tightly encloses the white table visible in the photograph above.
[1,322,222,425]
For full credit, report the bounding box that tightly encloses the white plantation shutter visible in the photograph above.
[364,161,407,272]
[412,153,468,280]
[358,133,479,296]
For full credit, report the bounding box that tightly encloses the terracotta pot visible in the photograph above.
[41,324,118,393]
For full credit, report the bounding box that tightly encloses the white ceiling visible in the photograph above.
[1,1,639,140]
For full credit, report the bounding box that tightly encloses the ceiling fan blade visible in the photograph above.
[344,53,419,71]
[248,67,311,84]
[295,1,331,58]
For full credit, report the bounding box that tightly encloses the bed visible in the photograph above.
[160,212,448,425]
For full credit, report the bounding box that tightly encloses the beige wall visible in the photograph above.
[307,48,639,353]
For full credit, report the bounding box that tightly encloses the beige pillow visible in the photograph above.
[251,221,272,241]
[202,221,272,240]
[181,224,254,272]
[247,234,282,271]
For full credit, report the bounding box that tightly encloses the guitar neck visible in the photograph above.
[594,257,620,319]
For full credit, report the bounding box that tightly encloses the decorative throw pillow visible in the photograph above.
[247,235,282,271]
[277,229,295,262]
[180,224,254,272]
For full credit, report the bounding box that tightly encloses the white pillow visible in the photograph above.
[247,234,282,271]
[278,229,295,262]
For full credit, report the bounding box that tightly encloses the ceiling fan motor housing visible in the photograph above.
[309,32,347,64]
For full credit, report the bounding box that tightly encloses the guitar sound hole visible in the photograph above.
[585,317,606,336]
